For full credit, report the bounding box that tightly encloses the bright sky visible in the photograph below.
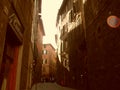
[42,0,63,49]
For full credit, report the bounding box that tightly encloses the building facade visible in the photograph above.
[0,0,34,90]
[0,0,44,90]
[31,0,45,85]
[41,44,57,82]
[56,0,120,90]
[56,0,87,89]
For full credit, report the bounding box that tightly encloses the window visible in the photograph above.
[45,59,47,64]
[43,59,47,64]
[44,44,46,48]
[65,41,68,49]
[69,10,74,22]
[73,0,80,13]
[42,50,47,54]
[42,67,46,72]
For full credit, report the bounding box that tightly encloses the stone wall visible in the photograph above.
[84,0,120,90]
[0,0,10,71]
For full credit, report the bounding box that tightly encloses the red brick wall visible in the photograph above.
[42,44,57,78]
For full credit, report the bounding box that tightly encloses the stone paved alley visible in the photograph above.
[31,83,76,90]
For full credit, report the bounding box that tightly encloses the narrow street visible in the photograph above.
[0,0,120,90]
[31,83,76,90]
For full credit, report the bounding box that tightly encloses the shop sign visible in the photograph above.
[9,13,24,42]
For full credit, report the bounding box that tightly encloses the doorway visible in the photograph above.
[0,25,19,90]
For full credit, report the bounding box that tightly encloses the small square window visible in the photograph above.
[42,50,47,54]
[43,59,47,64]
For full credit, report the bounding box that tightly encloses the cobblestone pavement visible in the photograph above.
[31,82,76,90]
